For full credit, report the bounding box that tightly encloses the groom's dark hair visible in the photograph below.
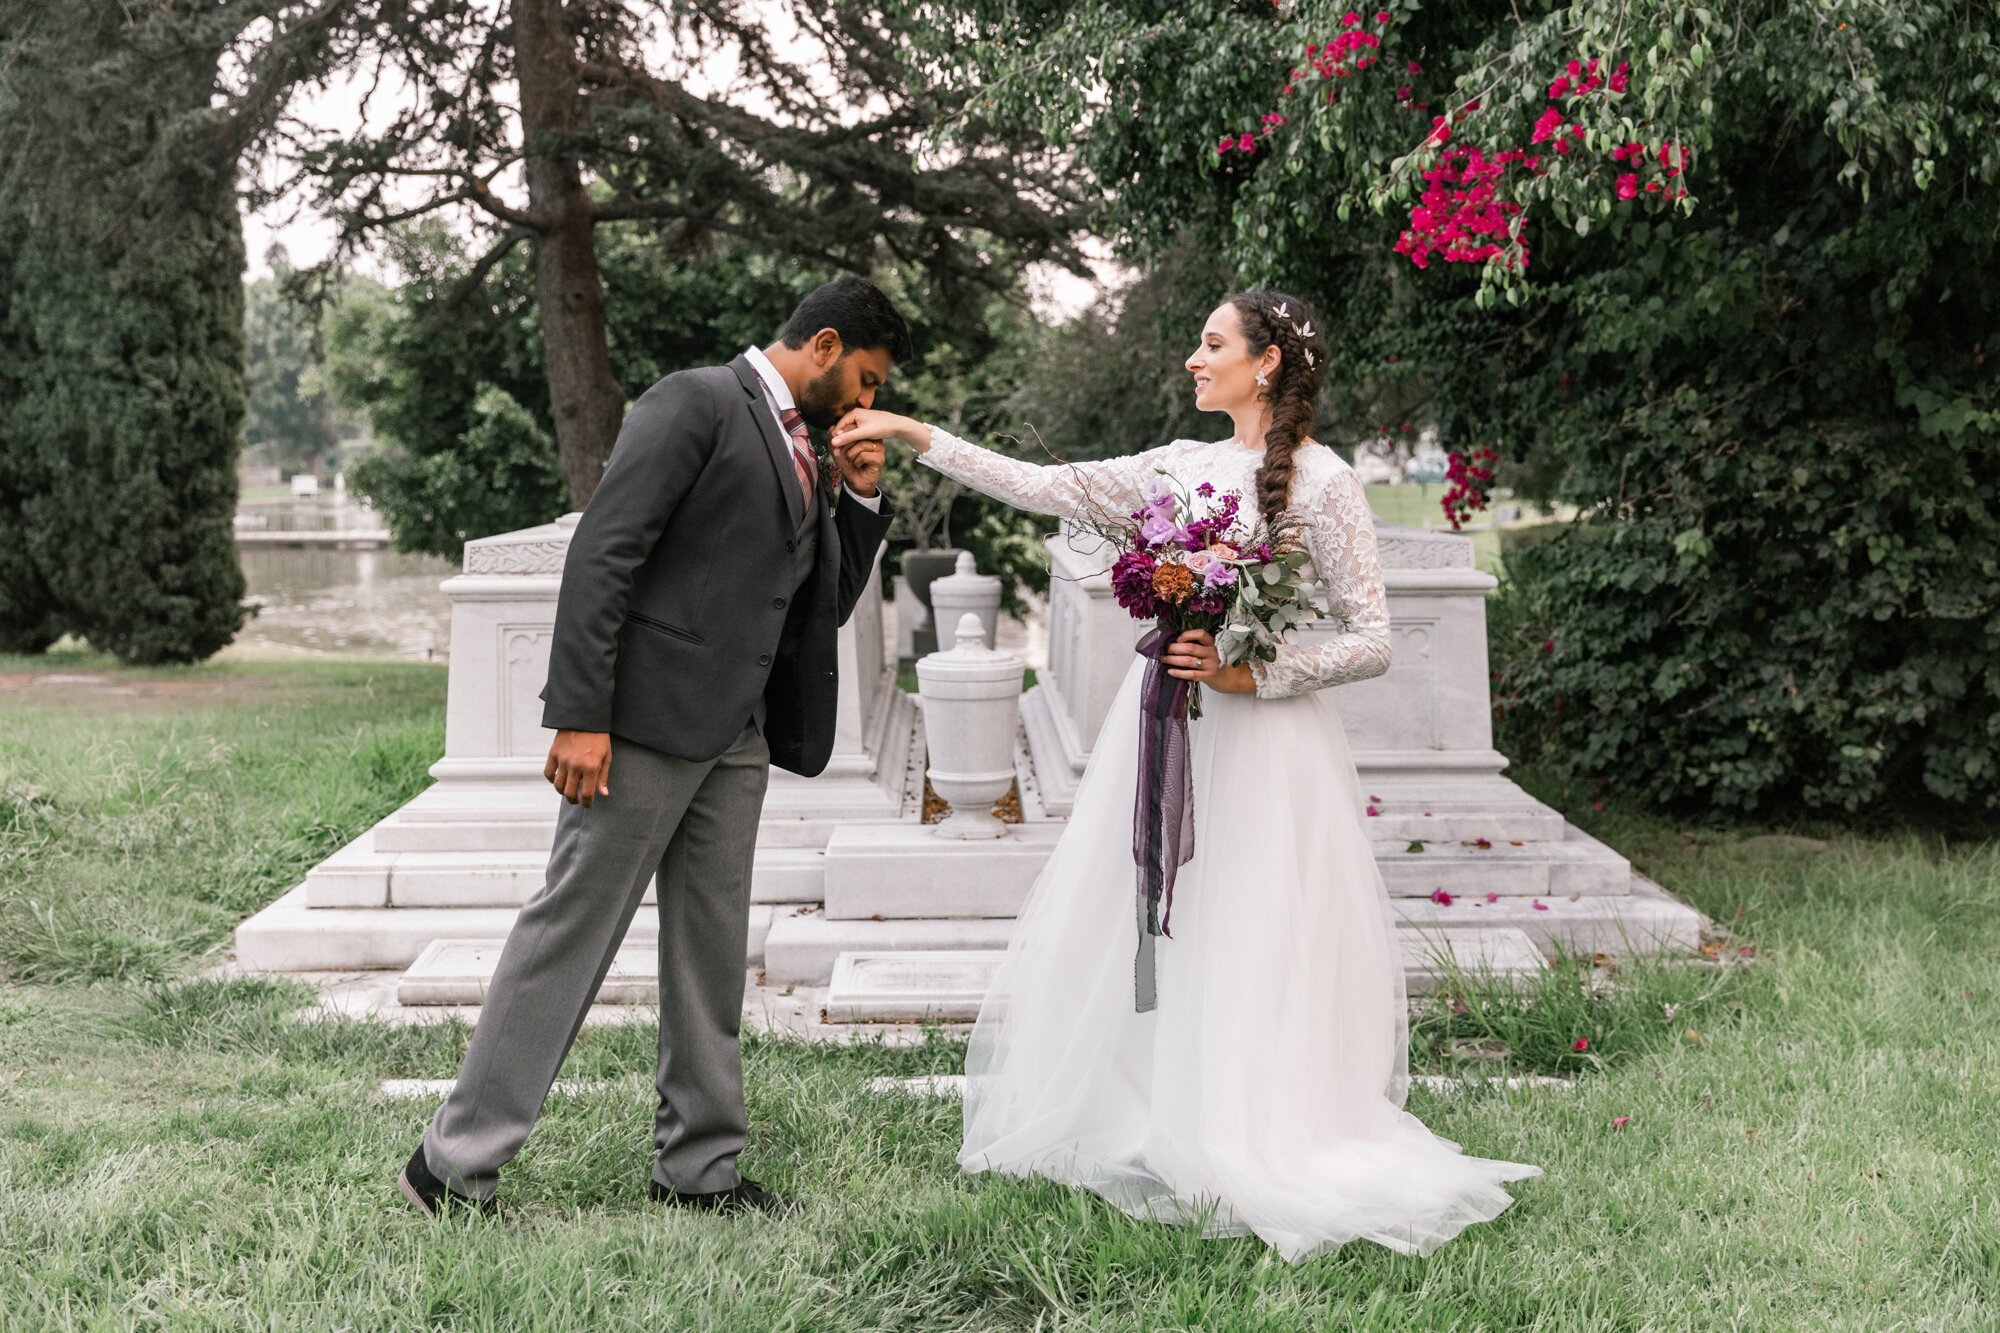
[780,275,913,364]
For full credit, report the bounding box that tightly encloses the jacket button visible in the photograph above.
[757,653,772,667]
[773,596,787,610]
[785,539,797,552]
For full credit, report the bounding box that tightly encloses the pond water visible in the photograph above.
[239,544,456,664]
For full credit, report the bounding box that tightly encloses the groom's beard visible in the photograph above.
[796,364,852,431]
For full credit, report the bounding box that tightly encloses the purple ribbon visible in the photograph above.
[1132,621,1195,1013]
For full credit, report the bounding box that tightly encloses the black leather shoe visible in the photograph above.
[649,1175,798,1215]
[398,1143,499,1219]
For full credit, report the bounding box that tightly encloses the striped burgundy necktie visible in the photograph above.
[778,407,815,506]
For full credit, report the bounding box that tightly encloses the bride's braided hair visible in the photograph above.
[1228,290,1330,532]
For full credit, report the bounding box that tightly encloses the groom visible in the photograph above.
[397,275,905,1217]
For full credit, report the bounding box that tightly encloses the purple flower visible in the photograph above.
[1139,512,1183,547]
[1111,551,1161,617]
[1202,561,1238,590]
[1196,482,1216,497]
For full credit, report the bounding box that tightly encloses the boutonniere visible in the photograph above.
[814,439,839,510]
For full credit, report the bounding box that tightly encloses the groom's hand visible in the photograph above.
[829,433,885,497]
[545,729,612,806]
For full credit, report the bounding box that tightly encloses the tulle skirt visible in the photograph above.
[957,655,1543,1261]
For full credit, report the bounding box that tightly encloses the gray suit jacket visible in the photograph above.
[539,355,895,777]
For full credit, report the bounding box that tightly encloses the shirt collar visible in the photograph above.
[743,345,796,415]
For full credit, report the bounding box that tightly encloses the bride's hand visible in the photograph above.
[1166,629,1256,694]
[831,409,931,454]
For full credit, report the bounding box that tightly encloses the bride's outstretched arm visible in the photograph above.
[1249,464,1393,699]
[830,409,1173,526]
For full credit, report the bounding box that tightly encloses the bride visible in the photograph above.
[830,290,1541,1261]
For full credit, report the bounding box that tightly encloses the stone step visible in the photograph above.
[376,814,868,854]
[303,841,824,909]
[1340,777,1569,842]
[820,929,1548,1022]
[763,872,1704,985]
[232,883,776,973]
[388,926,1549,1013]
[396,939,660,1006]
[1396,872,1703,957]
[1371,823,1631,897]
[763,912,1018,985]
[818,819,1631,921]
[821,823,1068,920]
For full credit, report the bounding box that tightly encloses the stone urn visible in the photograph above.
[900,546,964,660]
[916,613,1024,840]
[928,551,1001,651]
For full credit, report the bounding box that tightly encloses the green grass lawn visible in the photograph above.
[1363,483,1520,577]
[1,652,1996,1328]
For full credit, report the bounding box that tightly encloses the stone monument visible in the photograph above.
[234,511,1705,1020]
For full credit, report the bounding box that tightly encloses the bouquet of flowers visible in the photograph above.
[1104,477,1331,715]
[1086,474,1334,1013]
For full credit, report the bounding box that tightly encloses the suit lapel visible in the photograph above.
[729,354,806,530]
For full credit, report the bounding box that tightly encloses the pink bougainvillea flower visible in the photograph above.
[1613,1115,1630,1129]
[1366,804,1380,817]
[1485,891,1499,903]
[1237,132,1256,152]
[1573,1037,1590,1051]
[1548,75,1571,99]
[1341,10,1361,25]
[1369,793,1381,802]
[1646,180,1662,192]
[1542,638,1556,651]
[1530,107,1565,143]
[1532,899,1549,911]
[1408,58,1422,73]
[1376,9,1391,21]
[1431,888,1454,905]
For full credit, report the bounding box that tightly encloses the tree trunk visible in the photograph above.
[512,0,627,510]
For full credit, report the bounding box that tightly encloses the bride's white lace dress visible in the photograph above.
[917,428,1543,1261]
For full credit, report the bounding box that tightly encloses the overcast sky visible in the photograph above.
[241,4,1115,320]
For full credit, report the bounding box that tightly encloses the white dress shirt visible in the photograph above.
[742,345,882,512]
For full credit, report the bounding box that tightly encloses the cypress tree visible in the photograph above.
[0,1,248,663]
[0,204,61,655]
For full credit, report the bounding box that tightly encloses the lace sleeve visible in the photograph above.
[1249,462,1393,699]
[919,427,1176,526]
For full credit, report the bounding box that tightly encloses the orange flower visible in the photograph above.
[1152,561,1197,604]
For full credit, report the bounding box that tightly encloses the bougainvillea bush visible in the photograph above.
[895,0,1999,824]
